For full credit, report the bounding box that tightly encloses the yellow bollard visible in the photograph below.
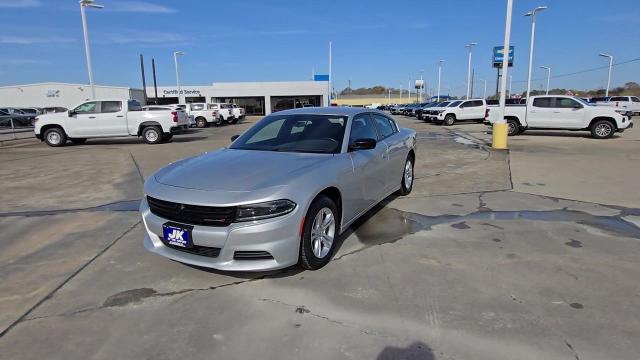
[492,122,508,150]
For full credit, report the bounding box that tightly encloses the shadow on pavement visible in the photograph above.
[377,342,435,360]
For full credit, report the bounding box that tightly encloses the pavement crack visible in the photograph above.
[0,221,142,338]
[258,298,394,339]
[128,151,145,184]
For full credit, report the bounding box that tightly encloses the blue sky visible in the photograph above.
[1,0,638,97]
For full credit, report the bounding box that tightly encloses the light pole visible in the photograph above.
[540,66,551,94]
[173,51,184,104]
[525,5,547,100]
[482,79,487,99]
[493,0,514,150]
[599,53,613,97]
[79,0,104,99]
[328,41,332,106]
[509,75,512,98]
[437,60,444,102]
[388,89,391,105]
[399,85,403,103]
[465,42,477,99]
[419,70,424,102]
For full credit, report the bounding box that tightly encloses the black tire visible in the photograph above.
[162,133,173,142]
[195,117,207,128]
[397,155,414,196]
[507,119,521,136]
[142,126,163,144]
[590,120,615,139]
[70,138,87,144]
[444,114,456,126]
[43,127,67,147]
[231,117,239,124]
[417,113,423,120]
[300,195,339,270]
[217,117,224,126]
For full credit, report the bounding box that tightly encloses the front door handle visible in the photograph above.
[89,116,96,119]
[116,115,124,118]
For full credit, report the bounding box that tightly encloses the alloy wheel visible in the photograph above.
[311,207,335,258]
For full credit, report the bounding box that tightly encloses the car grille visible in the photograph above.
[233,251,274,260]
[147,196,236,227]
[162,239,221,258]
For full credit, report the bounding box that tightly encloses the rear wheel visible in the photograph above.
[398,155,414,195]
[300,195,339,270]
[44,127,67,147]
[590,120,614,139]
[507,119,521,136]
[195,117,207,128]
[444,114,456,126]
[142,126,162,144]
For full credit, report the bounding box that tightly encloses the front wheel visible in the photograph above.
[590,120,614,139]
[142,126,163,144]
[397,155,414,195]
[300,195,339,270]
[44,127,67,147]
[444,114,456,126]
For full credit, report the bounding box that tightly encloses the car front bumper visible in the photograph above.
[140,198,302,271]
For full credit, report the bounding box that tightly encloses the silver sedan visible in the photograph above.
[140,107,417,271]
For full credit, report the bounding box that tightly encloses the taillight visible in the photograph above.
[484,108,490,119]
[212,110,218,116]
[171,111,178,123]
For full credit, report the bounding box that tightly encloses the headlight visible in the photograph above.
[438,110,445,114]
[235,199,296,222]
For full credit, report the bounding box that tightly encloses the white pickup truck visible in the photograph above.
[207,103,245,124]
[34,99,189,146]
[229,104,246,123]
[485,95,634,139]
[434,99,487,125]
[178,103,223,128]
[595,96,640,116]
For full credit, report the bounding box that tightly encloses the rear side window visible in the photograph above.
[128,100,142,111]
[101,101,122,113]
[631,97,640,103]
[372,114,396,140]
[472,100,484,107]
[532,98,551,108]
[191,104,205,110]
[609,97,627,102]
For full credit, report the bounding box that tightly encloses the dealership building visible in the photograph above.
[0,80,330,116]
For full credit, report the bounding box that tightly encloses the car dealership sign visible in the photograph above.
[162,89,202,96]
[493,46,514,68]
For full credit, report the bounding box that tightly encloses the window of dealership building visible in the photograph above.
[146,81,328,115]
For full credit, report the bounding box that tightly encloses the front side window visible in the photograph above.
[230,114,346,154]
[349,114,378,145]
[448,101,462,107]
[101,101,122,113]
[372,114,396,139]
[73,102,98,114]
[609,97,627,102]
[460,101,472,108]
[631,97,640,103]
[191,104,205,111]
[555,98,581,108]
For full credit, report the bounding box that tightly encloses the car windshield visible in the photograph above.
[230,114,347,154]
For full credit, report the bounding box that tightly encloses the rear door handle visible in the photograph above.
[116,115,124,118]
[89,116,96,119]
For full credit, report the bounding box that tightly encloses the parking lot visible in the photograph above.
[1,116,640,360]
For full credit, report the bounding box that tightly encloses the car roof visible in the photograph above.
[273,107,383,117]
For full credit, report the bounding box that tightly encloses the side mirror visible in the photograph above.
[350,138,376,151]
[573,104,583,109]
[68,110,75,117]
[230,134,240,142]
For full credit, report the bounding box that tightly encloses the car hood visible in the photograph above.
[154,148,333,192]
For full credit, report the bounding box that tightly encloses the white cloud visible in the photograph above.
[106,1,177,13]
[0,0,41,8]
[100,30,188,44]
[0,35,75,44]
[0,59,48,65]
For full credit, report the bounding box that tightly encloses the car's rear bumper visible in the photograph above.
[140,198,302,271]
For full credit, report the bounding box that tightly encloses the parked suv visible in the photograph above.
[434,99,487,126]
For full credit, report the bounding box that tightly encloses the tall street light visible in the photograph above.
[482,79,487,99]
[525,5,547,100]
[173,51,184,104]
[79,0,104,100]
[465,42,477,99]
[599,53,613,97]
[540,66,551,94]
[493,0,514,150]
[437,60,444,102]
